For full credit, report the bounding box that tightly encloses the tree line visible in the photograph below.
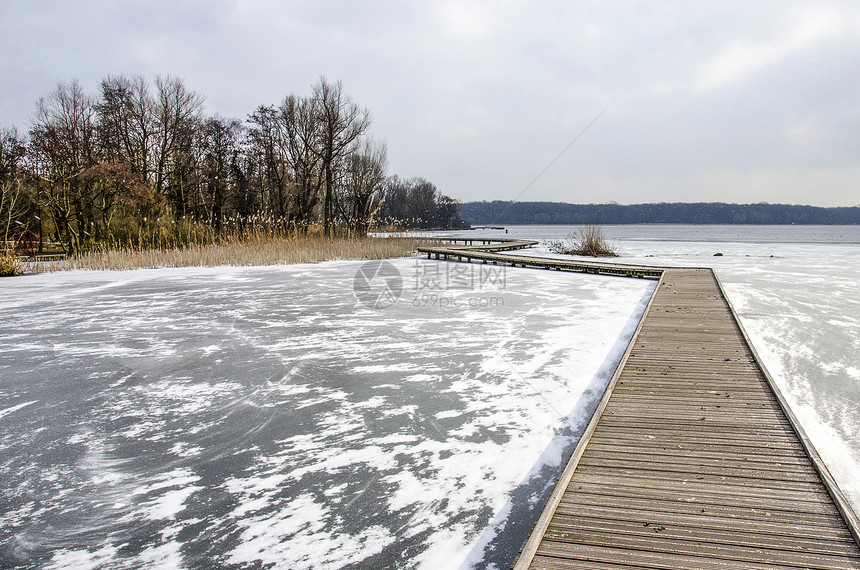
[0,75,466,254]
[461,201,860,225]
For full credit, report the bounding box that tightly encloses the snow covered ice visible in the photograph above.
[4,225,857,569]
[0,257,654,569]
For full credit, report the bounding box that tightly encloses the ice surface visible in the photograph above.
[0,257,653,568]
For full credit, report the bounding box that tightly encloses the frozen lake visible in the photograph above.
[2,224,857,568]
[0,257,654,568]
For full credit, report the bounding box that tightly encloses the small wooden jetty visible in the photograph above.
[424,240,860,569]
[418,241,663,279]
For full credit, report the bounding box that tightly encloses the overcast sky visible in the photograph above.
[2,1,859,206]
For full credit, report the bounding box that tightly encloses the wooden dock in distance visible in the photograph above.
[514,268,860,569]
[417,241,664,279]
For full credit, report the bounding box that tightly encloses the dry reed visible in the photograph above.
[0,254,22,276]
[547,224,617,257]
[26,236,438,273]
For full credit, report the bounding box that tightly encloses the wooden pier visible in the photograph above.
[423,240,860,568]
[417,241,663,279]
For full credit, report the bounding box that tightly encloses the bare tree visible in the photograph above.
[433,194,464,229]
[153,76,204,213]
[227,125,258,221]
[0,178,30,248]
[97,75,156,182]
[29,80,101,252]
[406,178,440,228]
[311,77,371,236]
[337,139,387,236]
[379,175,410,226]
[0,130,34,250]
[79,161,146,244]
[280,94,323,233]
[377,176,464,229]
[0,128,26,181]
[248,105,291,224]
[199,116,243,229]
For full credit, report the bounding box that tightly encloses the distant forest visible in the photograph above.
[0,75,466,254]
[461,201,860,225]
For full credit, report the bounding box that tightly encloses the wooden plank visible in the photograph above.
[594,418,799,436]
[583,443,819,472]
[571,469,829,501]
[574,456,822,484]
[568,480,840,517]
[589,421,799,437]
[540,525,860,569]
[545,516,860,557]
[532,542,845,570]
[529,557,644,570]
[605,400,784,413]
[602,405,793,421]
[570,465,829,496]
[589,434,809,453]
[551,508,850,542]
[553,498,853,539]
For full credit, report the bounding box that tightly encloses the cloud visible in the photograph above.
[434,0,497,41]
[2,1,860,205]
[691,5,855,92]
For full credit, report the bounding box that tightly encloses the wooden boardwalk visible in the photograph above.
[417,242,664,279]
[513,268,860,569]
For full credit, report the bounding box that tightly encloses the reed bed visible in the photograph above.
[547,224,617,257]
[25,236,438,273]
[0,254,22,276]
